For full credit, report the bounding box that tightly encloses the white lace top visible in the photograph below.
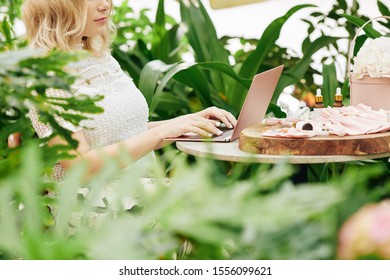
[28,51,150,180]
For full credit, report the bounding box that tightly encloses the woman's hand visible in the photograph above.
[193,106,237,129]
[156,106,237,139]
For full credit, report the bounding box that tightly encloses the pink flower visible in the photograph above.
[337,200,390,259]
[352,37,390,79]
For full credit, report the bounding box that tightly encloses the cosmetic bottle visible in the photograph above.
[311,88,325,119]
[314,88,324,109]
[333,87,344,108]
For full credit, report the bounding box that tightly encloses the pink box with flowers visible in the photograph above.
[348,16,390,111]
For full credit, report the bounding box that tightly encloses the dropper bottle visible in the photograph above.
[314,88,324,108]
[311,88,325,119]
[333,87,344,108]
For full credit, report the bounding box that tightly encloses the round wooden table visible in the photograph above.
[176,140,390,164]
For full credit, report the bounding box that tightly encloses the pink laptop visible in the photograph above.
[168,65,284,142]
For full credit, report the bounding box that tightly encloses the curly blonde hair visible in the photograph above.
[22,0,116,55]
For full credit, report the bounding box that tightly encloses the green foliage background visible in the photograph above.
[0,0,390,260]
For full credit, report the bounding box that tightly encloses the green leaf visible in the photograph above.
[173,66,214,109]
[19,144,44,235]
[239,4,317,79]
[179,0,229,64]
[151,0,170,60]
[152,24,182,62]
[1,18,13,46]
[273,36,341,103]
[150,62,196,114]
[179,0,229,93]
[378,0,390,16]
[112,48,143,85]
[47,118,79,150]
[342,14,383,39]
[352,34,368,59]
[154,93,189,112]
[322,62,339,107]
[154,0,166,36]
[141,60,252,115]
[377,1,390,29]
[198,62,252,89]
[231,4,317,110]
[0,48,46,66]
[338,0,348,10]
[267,103,286,118]
[139,60,176,106]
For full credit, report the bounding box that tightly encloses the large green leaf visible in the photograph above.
[197,62,252,88]
[230,4,317,110]
[173,67,214,110]
[149,62,197,114]
[140,60,252,115]
[150,0,179,61]
[174,62,252,113]
[164,24,182,63]
[1,17,13,47]
[239,4,316,79]
[322,62,339,107]
[378,0,390,16]
[342,14,383,39]
[351,34,369,58]
[179,0,229,93]
[139,60,176,106]
[377,0,390,29]
[154,0,165,37]
[273,35,341,103]
[112,48,144,85]
[154,93,190,112]
[179,0,229,64]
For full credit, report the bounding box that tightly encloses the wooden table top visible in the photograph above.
[176,140,390,164]
[240,124,390,156]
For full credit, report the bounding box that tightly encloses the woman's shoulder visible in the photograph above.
[67,51,118,73]
[68,51,128,88]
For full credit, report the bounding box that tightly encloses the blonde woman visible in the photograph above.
[21,0,236,180]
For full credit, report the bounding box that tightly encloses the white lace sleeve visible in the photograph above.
[28,104,53,138]
[27,88,82,138]
[27,88,83,182]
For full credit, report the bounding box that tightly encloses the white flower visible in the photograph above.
[352,37,390,79]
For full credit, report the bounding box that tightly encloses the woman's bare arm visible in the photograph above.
[50,107,237,177]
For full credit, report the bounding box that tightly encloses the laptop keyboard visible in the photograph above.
[213,129,234,141]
